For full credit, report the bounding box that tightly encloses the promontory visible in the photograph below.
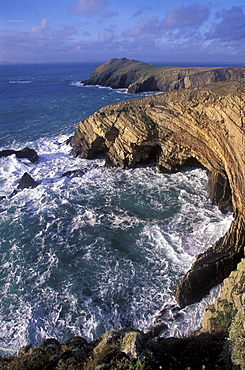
[82,57,245,93]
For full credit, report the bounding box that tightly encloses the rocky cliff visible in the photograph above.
[82,57,245,93]
[196,254,245,368]
[72,78,245,309]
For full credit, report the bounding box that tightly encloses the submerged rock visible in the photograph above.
[62,168,87,178]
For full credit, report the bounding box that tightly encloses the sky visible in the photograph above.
[0,0,245,65]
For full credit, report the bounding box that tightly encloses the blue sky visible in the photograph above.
[1,0,245,64]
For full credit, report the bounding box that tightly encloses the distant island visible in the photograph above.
[82,57,245,93]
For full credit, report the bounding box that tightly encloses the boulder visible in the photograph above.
[17,172,39,190]
[0,147,38,162]
[15,147,39,162]
[10,172,39,197]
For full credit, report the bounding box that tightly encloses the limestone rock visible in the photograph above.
[208,169,233,213]
[71,78,245,307]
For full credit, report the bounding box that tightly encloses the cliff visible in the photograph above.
[196,255,245,368]
[82,57,245,93]
[72,78,245,310]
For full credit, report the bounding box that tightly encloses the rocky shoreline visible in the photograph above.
[70,73,245,367]
[72,78,245,308]
[0,330,229,369]
[1,62,244,368]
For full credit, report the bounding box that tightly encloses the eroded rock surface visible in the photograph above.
[72,79,245,307]
[0,329,228,369]
[196,255,245,368]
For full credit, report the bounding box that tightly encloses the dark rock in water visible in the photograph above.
[146,323,168,338]
[62,164,99,178]
[65,136,73,146]
[0,149,16,157]
[15,147,38,163]
[62,169,87,177]
[17,172,39,190]
[10,172,39,197]
[0,147,38,162]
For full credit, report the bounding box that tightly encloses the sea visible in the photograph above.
[0,62,233,356]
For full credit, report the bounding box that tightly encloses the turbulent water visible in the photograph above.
[0,63,233,356]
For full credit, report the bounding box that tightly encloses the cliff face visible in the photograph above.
[82,57,245,93]
[72,79,245,308]
[197,255,245,368]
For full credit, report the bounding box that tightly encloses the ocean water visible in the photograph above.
[0,63,233,356]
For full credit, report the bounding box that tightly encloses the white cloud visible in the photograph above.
[161,4,210,29]
[30,18,49,35]
[98,30,115,43]
[207,6,245,41]
[122,17,162,40]
[7,20,26,23]
[70,0,107,17]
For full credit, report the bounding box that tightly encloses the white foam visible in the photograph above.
[70,81,83,87]
[0,135,234,356]
[9,80,32,84]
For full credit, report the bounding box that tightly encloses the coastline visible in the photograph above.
[0,60,243,368]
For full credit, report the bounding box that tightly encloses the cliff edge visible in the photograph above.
[82,57,245,93]
[72,78,245,309]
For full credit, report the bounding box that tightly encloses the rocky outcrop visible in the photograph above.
[196,255,245,368]
[16,172,39,190]
[71,78,245,308]
[197,257,245,336]
[0,147,38,162]
[83,57,245,93]
[0,329,228,369]
[10,172,39,197]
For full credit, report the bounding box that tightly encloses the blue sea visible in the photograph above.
[0,63,233,356]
